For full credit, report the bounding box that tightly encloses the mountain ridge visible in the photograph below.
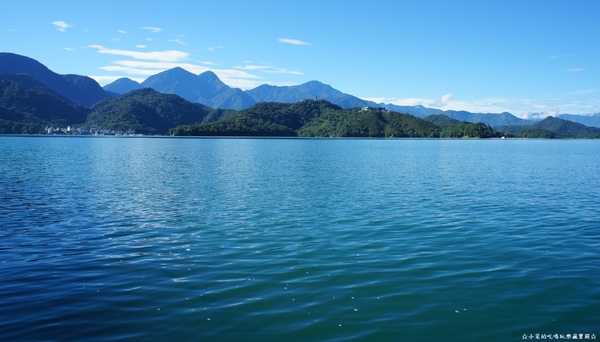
[105,69,600,128]
[0,52,112,106]
[1,52,599,135]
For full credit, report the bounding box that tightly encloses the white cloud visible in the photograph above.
[141,26,162,33]
[365,93,453,109]
[93,57,267,89]
[169,38,188,46]
[235,65,271,71]
[89,45,189,62]
[208,46,224,51]
[278,38,311,45]
[118,30,127,34]
[435,93,452,107]
[546,54,578,59]
[136,44,146,49]
[89,75,146,86]
[63,47,75,52]
[234,63,303,75]
[52,21,72,32]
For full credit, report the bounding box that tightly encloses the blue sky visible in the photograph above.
[1,0,599,117]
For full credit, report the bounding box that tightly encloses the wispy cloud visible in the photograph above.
[278,38,311,46]
[234,63,303,75]
[567,67,586,72]
[89,45,188,62]
[208,46,224,51]
[546,54,578,59]
[52,21,72,32]
[141,26,162,33]
[88,43,266,89]
[136,44,146,49]
[63,47,75,52]
[169,38,188,46]
[88,75,146,85]
[569,88,600,95]
[365,93,453,109]
[118,30,127,34]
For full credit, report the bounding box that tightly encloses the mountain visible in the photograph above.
[0,52,112,106]
[423,114,461,126]
[557,113,600,128]
[100,63,600,128]
[532,116,600,138]
[0,72,75,104]
[0,74,90,133]
[383,104,444,117]
[86,88,214,134]
[497,116,600,138]
[103,77,142,94]
[246,81,376,108]
[2,51,600,136]
[172,100,499,138]
[171,100,342,136]
[139,68,255,110]
[440,110,530,128]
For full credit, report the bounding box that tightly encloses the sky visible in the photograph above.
[1,0,599,118]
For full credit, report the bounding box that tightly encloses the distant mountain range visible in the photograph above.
[1,51,599,136]
[102,65,599,129]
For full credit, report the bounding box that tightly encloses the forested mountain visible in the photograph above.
[531,117,600,137]
[557,113,600,128]
[86,88,216,134]
[171,100,341,136]
[0,75,90,133]
[172,101,500,138]
[423,114,461,126]
[0,52,112,106]
[497,116,600,138]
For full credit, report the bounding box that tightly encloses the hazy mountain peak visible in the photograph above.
[103,77,142,94]
[149,67,196,81]
[198,71,226,88]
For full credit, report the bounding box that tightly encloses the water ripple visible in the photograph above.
[1,137,598,340]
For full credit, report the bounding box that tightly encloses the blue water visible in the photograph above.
[1,136,598,341]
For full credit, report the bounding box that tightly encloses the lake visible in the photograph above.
[0,136,598,341]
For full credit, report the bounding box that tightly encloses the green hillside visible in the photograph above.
[172,101,501,138]
[497,116,600,138]
[0,77,90,134]
[87,88,215,134]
